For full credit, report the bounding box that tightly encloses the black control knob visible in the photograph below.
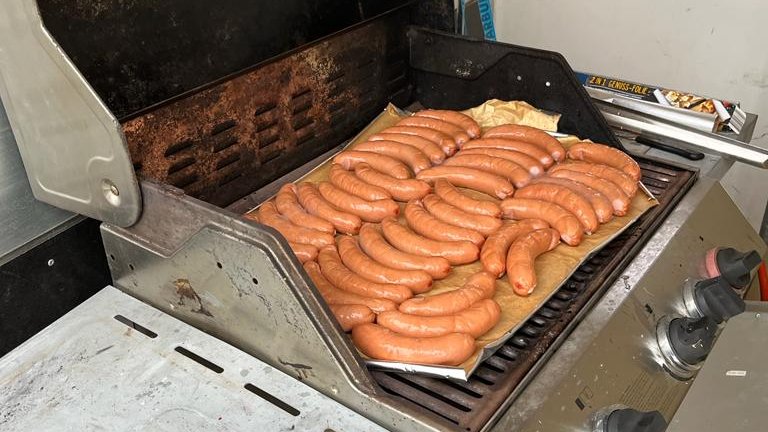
[708,247,761,289]
[668,316,718,365]
[604,408,667,432]
[693,276,745,323]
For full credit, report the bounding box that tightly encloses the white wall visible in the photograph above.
[494,0,768,147]
[493,0,768,229]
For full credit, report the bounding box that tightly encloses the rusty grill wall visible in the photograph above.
[122,9,412,207]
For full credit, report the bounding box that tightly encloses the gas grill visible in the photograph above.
[0,1,766,431]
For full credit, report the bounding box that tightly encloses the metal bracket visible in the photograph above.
[0,0,140,226]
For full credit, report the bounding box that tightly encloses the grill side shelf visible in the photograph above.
[372,159,697,432]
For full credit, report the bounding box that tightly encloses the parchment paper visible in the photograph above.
[251,101,658,380]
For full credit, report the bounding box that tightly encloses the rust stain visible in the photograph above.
[174,278,213,317]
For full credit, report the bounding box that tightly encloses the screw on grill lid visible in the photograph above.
[716,248,761,289]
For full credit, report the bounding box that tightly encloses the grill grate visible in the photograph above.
[371,157,696,431]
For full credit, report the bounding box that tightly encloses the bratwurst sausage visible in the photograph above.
[397,116,470,145]
[414,109,481,138]
[515,183,599,234]
[317,181,399,223]
[381,217,479,265]
[353,163,431,202]
[422,194,502,236]
[352,323,476,366]
[275,183,336,234]
[257,201,335,248]
[532,177,613,223]
[483,124,566,161]
[289,242,318,263]
[304,261,397,313]
[296,182,362,235]
[548,169,630,216]
[481,219,549,278]
[380,126,457,155]
[500,198,583,246]
[507,228,561,296]
[404,200,485,246]
[416,166,515,199]
[333,150,411,179]
[330,304,375,331]
[329,164,391,201]
[443,154,532,188]
[549,161,637,197]
[337,236,433,293]
[456,148,544,176]
[317,246,413,303]
[398,271,496,316]
[567,142,642,181]
[358,223,452,279]
[462,138,554,167]
[433,179,501,218]
[353,140,432,174]
[377,299,501,338]
[368,132,445,164]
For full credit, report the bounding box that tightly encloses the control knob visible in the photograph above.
[593,406,667,432]
[682,276,745,323]
[656,315,717,379]
[704,247,761,289]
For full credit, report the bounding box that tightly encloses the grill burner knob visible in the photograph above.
[602,408,667,432]
[682,276,745,323]
[656,315,717,379]
[704,247,761,289]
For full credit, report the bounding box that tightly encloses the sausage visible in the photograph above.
[358,223,451,279]
[422,194,502,236]
[289,242,318,263]
[329,304,375,332]
[368,132,445,164]
[317,181,399,223]
[515,183,599,234]
[567,142,641,181]
[275,183,336,234]
[380,217,479,265]
[377,299,501,338]
[456,148,544,176]
[462,138,554,167]
[507,228,561,296]
[351,323,476,366]
[304,261,397,313]
[337,236,433,293]
[329,164,391,201]
[532,177,613,223]
[317,246,413,303]
[481,219,549,277]
[483,124,566,161]
[397,116,470,145]
[404,200,485,246]
[549,161,637,197]
[416,166,515,199]
[333,150,411,179]
[398,271,496,316]
[500,198,584,246]
[414,109,481,138]
[353,140,432,174]
[257,201,335,248]
[379,126,457,155]
[354,163,431,202]
[443,154,532,188]
[433,179,501,218]
[296,182,362,234]
[548,169,630,216]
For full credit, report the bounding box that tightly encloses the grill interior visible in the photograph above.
[371,159,696,431]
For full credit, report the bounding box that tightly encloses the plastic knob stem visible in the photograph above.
[694,277,745,323]
[668,316,717,365]
[605,408,667,432]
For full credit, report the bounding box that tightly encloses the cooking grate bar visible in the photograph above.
[371,157,696,431]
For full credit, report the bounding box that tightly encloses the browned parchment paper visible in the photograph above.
[255,101,658,380]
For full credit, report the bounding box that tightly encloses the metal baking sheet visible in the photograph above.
[246,102,658,381]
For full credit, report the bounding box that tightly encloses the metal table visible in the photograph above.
[0,286,383,432]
